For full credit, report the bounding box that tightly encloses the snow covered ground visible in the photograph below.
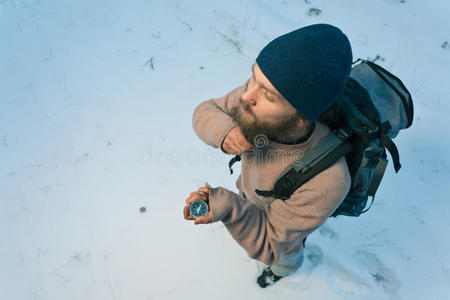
[1,0,450,299]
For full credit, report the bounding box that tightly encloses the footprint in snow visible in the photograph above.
[326,250,401,299]
[281,245,324,290]
[353,250,401,295]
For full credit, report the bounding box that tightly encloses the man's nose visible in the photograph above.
[242,87,257,106]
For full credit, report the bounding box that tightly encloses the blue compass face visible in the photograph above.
[190,200,209,218]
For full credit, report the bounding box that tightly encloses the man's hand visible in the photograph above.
[221,125,255,155]
[183,186,213,225]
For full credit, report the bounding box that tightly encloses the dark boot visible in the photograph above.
[256,267,284,288]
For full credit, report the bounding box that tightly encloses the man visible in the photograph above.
[184,23,353,288]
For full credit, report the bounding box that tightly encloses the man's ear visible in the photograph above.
[296,117,306,128]
[296,113,311,128]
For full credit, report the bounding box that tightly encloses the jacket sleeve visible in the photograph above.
[208,156,351,265]
[192,81,248,153]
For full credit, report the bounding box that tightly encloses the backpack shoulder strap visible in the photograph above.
[255,128,353,200]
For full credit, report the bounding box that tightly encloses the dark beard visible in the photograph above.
[229,97,308,146]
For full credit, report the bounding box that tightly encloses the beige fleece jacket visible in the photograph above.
[192,82,351,265]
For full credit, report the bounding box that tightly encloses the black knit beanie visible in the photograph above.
[256,23,353,122]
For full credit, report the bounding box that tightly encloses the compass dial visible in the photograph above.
[190,200,209,218]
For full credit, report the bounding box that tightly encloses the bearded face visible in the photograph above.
[230,97,303,146]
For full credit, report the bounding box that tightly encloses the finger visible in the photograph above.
[231,142,245,154]
[195,191,208,201]
[234,130,253,147]
[239,137,254,150]
[222,142,231,154]
[185,191,204,205]
[197,187,209,194]
[183,205,195,220]
[227,144,240,155]
[230,138,244,150]
[223,139,237,154]
[224,137,240,154]
[183,205,189,219]
[185,192,196,204]
[230,136,250,153]
[194,216,206,225]
[244,140,256,149]
[195,214,212,225]
[234,128,250,145]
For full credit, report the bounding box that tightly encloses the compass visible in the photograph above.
[190,200,209,218]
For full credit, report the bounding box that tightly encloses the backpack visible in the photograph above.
[228,59,414,217]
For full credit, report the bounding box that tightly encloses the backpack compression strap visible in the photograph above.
[378,121,401,173]
[367,152,388,197]
[255,128,353,200]
[228,154,241,175]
